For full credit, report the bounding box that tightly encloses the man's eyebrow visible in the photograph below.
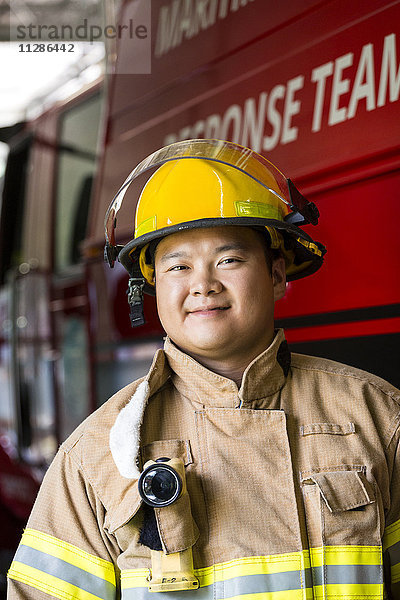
[159,243,250,263]
[215,243,250,253]
[159,251,189,264]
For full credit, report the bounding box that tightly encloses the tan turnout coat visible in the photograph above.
[8,330,400,599]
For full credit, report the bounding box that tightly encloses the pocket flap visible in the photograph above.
[155,490,200,554]
[303,470,375,513]
[140,439,192,469]
[300,422,355,436]
[106,481,142,534]
[106,439,192,533]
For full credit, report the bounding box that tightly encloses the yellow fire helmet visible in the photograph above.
[104,139,326,327]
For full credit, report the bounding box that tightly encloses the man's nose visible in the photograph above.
[189,267,223,296]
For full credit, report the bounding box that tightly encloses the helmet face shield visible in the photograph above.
[105,139,296,250]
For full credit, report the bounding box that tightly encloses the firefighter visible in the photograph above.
[8,140,400,599]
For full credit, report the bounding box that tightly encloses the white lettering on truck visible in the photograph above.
[155,0,255,57]
[164,75,304,150]
[312,33,399,131]
[164,33,400,150]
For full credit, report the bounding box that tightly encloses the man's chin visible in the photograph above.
[179,336,234,361]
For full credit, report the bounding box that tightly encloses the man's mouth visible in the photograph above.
[189,306,229,314]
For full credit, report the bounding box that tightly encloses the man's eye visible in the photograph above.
[168,265,188,271]
[219,257,240,265]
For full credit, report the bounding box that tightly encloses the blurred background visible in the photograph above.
[0,0,110,589]
[0,0,113,171]
[1,0,400,593]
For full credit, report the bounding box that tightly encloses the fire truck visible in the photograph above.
[1,0,400,587]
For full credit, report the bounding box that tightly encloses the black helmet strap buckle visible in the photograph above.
[285,178,320,226]
[127,277,146,327]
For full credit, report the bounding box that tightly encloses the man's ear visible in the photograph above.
[272,257,286,301]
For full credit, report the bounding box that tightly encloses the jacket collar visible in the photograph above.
[163,328,290,408]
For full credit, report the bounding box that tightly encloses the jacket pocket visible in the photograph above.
[301,467,384,598]
[109,439,199,558]
[301,466,382,547]
[140,438,199,552]
[106,439,192,535]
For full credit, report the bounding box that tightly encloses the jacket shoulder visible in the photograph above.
[291,352,400,405]
[54,376,147,509]
[61,376,147,453]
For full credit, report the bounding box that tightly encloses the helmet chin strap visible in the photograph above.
[127,276,146,327]
[105,242,147,327]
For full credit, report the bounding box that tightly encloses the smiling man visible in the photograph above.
[8,140,400,600]
[155,226,286,384]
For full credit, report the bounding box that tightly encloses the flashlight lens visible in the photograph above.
[139,464,182,507]
[150,471,176,500]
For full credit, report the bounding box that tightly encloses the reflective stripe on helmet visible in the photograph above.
[295,236,324,257]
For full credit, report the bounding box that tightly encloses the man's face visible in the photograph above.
[154,226,286,364]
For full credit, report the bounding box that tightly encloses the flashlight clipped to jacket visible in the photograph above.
[138,458,199,593]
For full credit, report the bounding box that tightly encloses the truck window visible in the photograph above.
[0,134,31,284]
[55,93,102,272]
